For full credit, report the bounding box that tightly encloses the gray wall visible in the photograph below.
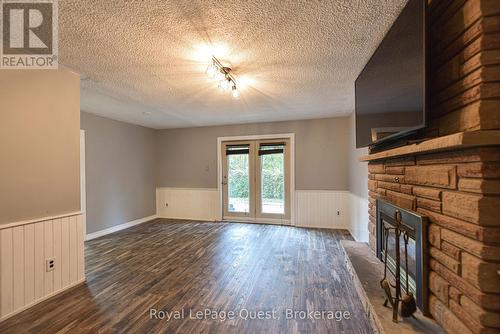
[0,70,81,224]
[81,112,157,233]
[157,117,351,190]
[347,113,369,242]
[348,113,369,198]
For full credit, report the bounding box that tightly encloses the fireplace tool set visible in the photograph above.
[380,210,417,322]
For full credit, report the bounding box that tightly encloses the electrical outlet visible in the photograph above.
[46,258,55,272]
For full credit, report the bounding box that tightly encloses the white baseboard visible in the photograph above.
[85,214,158,241]
[161,216,216,222]
[0,278,86,322]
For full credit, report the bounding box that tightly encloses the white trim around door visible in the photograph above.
[217,133,295,225]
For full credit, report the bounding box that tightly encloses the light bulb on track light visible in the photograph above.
[206,64,217,78]
[215,70,225,81]
[231,86,240,99]
[219,79,230,91]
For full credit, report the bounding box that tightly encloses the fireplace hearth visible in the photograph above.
[376,199,429,315]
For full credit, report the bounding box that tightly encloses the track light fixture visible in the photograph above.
[206,56,239,99]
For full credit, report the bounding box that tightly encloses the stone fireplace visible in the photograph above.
[365,146,500,333]
[359,1,500,333]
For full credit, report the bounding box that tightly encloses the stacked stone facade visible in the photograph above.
[367,147,500,333]
[363,1,500,331]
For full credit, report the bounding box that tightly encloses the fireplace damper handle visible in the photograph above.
[394,210,401,222]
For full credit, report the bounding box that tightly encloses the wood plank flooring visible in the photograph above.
[0,219,373,334]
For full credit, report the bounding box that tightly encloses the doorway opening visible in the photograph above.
[218,135,294,224]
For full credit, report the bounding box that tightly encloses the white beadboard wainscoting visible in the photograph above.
[156,187,219,221]
[348,193,370,242]
[0,212,85,321]
[294,190,350,229]
[155,188,368,235]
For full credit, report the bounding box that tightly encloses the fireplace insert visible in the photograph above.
[376,199,429,314]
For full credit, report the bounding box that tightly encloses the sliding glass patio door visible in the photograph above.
[222,139,290,222]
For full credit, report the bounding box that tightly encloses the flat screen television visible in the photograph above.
[355,0,426,148]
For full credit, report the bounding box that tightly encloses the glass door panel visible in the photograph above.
[256,140,290,220]
[259,144,285,215]
[222,142,254,218]
[227,149,250,213]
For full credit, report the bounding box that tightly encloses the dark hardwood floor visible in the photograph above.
[0,219,373,333]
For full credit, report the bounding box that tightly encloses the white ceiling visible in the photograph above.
[60,0,408,129]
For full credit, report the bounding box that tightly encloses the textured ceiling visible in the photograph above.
[60,0,408,129]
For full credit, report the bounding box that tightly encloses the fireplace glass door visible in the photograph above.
[376,199,428,314]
